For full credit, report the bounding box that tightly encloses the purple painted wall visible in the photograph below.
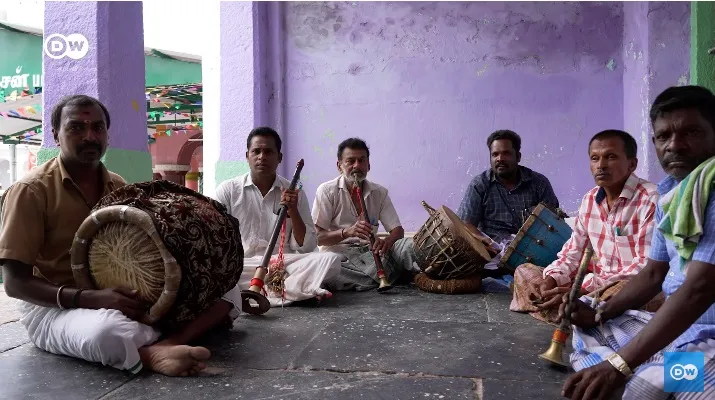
[218,1,260,162]
[268,2,688,232]
[623,2,690,185]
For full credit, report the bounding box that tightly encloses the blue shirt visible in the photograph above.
[649,176,715,348]
[456,166,559,243]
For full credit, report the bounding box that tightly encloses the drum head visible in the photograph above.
[440,206,492,261]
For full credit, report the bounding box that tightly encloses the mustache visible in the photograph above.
[663,155,690,164]
[78,142,102,152]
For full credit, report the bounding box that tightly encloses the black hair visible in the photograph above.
[51,95,111,132]
[588,130,638,159]
[486,130,521,153]
[650,85,715,131]
[337,137,370,160]
[246,126,282,152]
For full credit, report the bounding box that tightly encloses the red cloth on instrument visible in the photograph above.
[267,219,287,299]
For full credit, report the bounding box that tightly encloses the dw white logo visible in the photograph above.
[669,363,699,381]
[44,33,90,60]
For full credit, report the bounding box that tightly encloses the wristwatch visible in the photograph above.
[607,353,634,377]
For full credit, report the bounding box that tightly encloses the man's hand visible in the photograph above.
[539,276,558,296]
[80,288,148,321]
[371,237,394,257]
[345,220,372,241]
[528,277,558,307]
[561,361,626,400]
[536,277,570,310]
[280,188,300,215]
[557,292,599,329]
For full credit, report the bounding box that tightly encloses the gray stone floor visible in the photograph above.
[0,285,572,399]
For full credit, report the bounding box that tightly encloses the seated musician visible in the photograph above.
[311,138,418,291]
[561,86,715,399]
[215,127,340,306]
[456,129,560,269]
[0,95,239,377]
[510,129,660,324]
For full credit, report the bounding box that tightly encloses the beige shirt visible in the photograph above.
[0,157,126,286]
[312,175,402,252]
[214,173,317,259]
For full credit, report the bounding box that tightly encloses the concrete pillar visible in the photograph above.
[185,171,199,191]
[691,1,715,92]
[622,2,690,184]
[39,1,151,183]
[202,1,283,197]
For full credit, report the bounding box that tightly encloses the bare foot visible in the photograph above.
[139,344,211,377]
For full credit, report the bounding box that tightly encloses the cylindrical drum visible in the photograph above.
[71,180,243,330]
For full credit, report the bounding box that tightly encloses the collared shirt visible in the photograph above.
[650,176,715,349]
[542,173,659,292]
[0,156,126,286]
[215,173,317,259]
[457,166,559,243]
[312,175,402,253]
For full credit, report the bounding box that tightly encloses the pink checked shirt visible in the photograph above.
[542,173,659,292]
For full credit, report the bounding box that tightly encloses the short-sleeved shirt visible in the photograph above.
[214,173,317,258]
[312,175,401,253]
[456,166,560,243]
[0,156,126,286]
[542,173,659,291]
[648,175,715,349]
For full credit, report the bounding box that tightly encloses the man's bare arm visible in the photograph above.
[3,260,150,320]
[316,225,345,247]
[385,226,404,245]
[2,260,78,308]
[619,260,715,368]
[600,259,670,321]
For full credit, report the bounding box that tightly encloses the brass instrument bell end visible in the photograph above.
[377,276,393,293]
[538,339,570,367]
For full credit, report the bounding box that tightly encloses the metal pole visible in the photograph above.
[9,144,16,183]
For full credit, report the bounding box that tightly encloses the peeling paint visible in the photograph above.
[476,64,489,76]
[677,74,688,86]
[606,58,616,71]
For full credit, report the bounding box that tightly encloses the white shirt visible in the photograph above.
[215,173,317,258]
[312,175,402,252]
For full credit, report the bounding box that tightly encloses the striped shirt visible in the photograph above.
[542,173,659,292]
[651,175,715,349]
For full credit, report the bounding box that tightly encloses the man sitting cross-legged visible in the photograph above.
[0,95,240,377]
[561,86,715,400]
[215,127,341,307]
[510,129,662,324]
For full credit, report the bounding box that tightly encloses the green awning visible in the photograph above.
[0,22,202,145]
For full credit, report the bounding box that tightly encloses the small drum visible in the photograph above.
[71,180,244,330]
[413,201,491,280]
[498,203,572,272]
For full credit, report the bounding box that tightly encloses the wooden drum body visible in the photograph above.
[413,201,491,280]
[498,203,572,272]
[71,180,244,330]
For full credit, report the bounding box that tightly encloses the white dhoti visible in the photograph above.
[16,286,242,374]
[18,300,159,374]
[239,252,341,308]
